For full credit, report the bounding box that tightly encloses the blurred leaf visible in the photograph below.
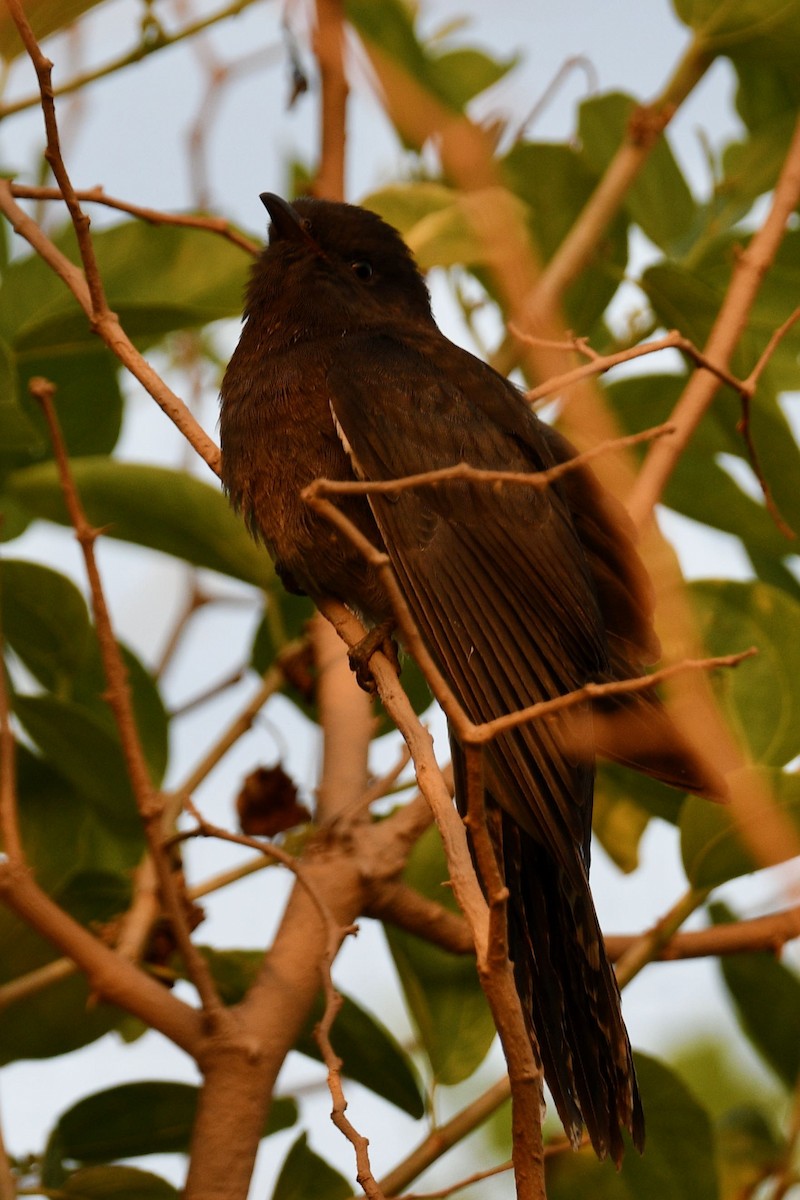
[0,337,43,456]
[14,693,143,829]
[294,991,425,1121]
[669,1034,786,1121]
[70,642,170,787]
[0,222,249,353]
[591,780,651,873]
[427,46,518,108]
[345,0,515,116]
[716,1107,785,1200]
[251,593,315,672]
[11,351,124,463]
[691,580,800,767]
[47,1082,296,1174]
[733,57,800,133]
[1,559,92,688]
[364,182,456,239]
[604,373,800,600]
[672,0,800,61]
[579,92,696,251]
[385,824,494,1085]
[719,108,799,215]
[681,768,800,888]
[546,1054,719,1199]
[196,947,424,1117]
[272,1133,350,1200]
[711,901,800,1089]
[6,459,274,589]
[61,1165,179,1199]
[0,867,133,1065]
[0,0,109,60]
[502,141,628,332]
[642,230,800,395]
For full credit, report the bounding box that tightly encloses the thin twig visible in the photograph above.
[615,886,711,988]
[399,1157,513,1199]
[0,0,265,120]
[307,422,675,501]
[164,665,286,825]
[9,183,260,255]
[469,648,757,744]
[376,1077,512,1199]
[0,182,220,473]
[29,377,223,1017]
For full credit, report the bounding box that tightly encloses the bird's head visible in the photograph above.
[243,194,433,342]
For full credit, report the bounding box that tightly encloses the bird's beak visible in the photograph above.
[260,193,317,250]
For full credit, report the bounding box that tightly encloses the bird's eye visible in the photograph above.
[351,260,373,281]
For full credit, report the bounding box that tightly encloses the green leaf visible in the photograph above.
[681,768,800,889]
[672,0,800,61]
[579,92,696,252]
[11,351,124,463]
[719,108,799,215]
[426,47,518,109]
[642,230,800,395]
[603,373,800,598]
[48,1082,297,1169]
[294,991,425,1120]
[385,824,494,1085]
[591,775,652,874]
[6,459,274,589]
[0,559,92,689]
[195,946,424,1118]
[0,866,133,1065]
[251,592,315,673]
[691,580,800,767]
[546,1053,719,1199]
[363,183,457,239]
[711,901,800,1088]
[0,222,250,354]
[70,642,170,787]
[13,693,143,830]
[61,1165,179,1199]
[502,141,629,333]
[716,1106,785,1199]
[346,0,514,116]
[272,1133,351,1200]
[0,337,44,457]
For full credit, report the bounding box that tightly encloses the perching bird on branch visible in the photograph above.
[220,194,725,1164]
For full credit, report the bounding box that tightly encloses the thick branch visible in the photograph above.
[313,0,348,201]
[0,860,201,1053]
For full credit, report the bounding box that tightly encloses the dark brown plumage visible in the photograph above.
[220,194,725,1164]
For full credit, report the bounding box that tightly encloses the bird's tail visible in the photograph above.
[500,810,644,1165]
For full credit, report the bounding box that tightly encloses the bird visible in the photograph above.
[219,193,726,1165]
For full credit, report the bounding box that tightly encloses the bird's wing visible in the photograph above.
[328,332,610,880]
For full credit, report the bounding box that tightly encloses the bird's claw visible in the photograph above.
[348,621,399,693]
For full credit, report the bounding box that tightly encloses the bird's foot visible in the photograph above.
[348,620,399,693]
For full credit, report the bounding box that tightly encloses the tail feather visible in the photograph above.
[500,809,644,1164]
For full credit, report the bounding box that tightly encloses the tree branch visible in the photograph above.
[0,181,220,473]
[313,0,348,201]
[30,377,223,1017]
[628,113,800,530]
[9,183,260,255]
